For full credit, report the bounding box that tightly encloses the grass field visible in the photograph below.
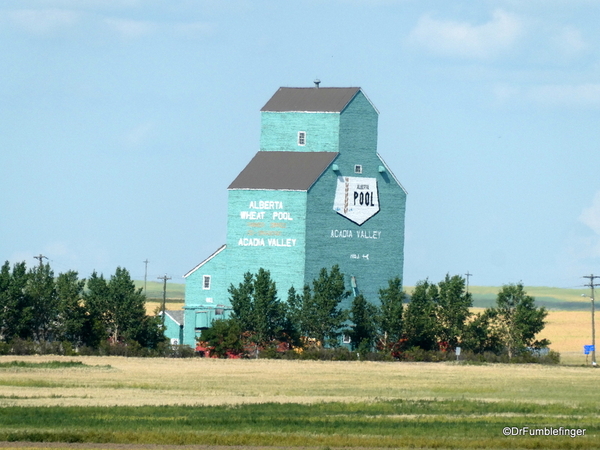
[26,283,591,449]
[0,356,598,449]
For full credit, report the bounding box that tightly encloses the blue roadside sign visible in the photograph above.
[584,345,595,354]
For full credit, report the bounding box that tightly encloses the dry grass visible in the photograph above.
[144,301,184,315]
[0,355,598,408]
[468,309,591,357]
[538,310,591,351]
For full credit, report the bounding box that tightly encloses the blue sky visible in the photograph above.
[1,0,599,289]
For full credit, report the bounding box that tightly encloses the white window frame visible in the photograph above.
[354,164,362,174]
[203,275,211,290]
[343,335,351,344]
[298,131,306,146]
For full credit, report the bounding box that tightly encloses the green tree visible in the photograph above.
[378,277,405,351]
[348,294,378,351]
[301,265,350,347]
[435,274,472,349]
[403,280,438,351]
[199,318,243,358]
[108,267,157,345]
[229,272,255,333]
[26,263,59,342]
[55,270,91,347]
[252,268,286,346]
[461,309,503,354]
[492,283,549,359]
[0,261,32,341]
[85,267,163,348]
[228,268,287,347]
[84,271,110,343]
[283,286,302,347]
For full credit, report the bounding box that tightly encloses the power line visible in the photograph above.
[33,254,48,267]
[157,274,172,326]
[582,274,599,367]
[465,271,472,294]
[143,259,149,293]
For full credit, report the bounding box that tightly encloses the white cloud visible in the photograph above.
[529,83,600,107]
[553,26,587,57]
[174,21,215,38]
[493,84,521,104]
[493,83,600,108]
[33,0,141,8]
[6,8,80,34]
[124,121,155,148]
[408,9,523,59]
[103,18,213,40]
[580,192,600,235]
[104,17,157,38]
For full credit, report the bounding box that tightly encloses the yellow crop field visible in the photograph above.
[145,300,184,315]
[0,355,598,408]
[538,310,593,362]
[466,308,590,364]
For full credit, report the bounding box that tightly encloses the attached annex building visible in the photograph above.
[174,86,407,347]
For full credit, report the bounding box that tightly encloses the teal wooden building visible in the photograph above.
[181,86,407,346]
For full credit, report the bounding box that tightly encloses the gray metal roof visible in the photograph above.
[228,151,338,191]
[261,87,361,112]
[164,310,184,326]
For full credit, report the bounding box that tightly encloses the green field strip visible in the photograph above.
[134,281,185,301]
[0,361,113,370]
[0,401,597,449]
[138,283,596,309]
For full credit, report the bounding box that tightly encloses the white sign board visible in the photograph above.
[333,176,380,225]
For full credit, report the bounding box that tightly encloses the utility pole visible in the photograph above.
[583,274,599,367]
[34,254,48,267]
[143,259,149,293]
[157,274,171,326]
[465,271,472,294]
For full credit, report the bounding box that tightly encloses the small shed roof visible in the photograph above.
[228,151,337,191]
[261,87,360,113]
[164,310,184,326]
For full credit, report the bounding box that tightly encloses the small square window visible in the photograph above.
[354,165,362,174]
[343,335,351,344]
[298,131,306,146]
[203,275,211,290]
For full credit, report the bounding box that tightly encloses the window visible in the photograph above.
[354,164,362,174]
[343,335,351,344]
[206,297,213,303]
[203,275,211,290]
[298,131,306,146]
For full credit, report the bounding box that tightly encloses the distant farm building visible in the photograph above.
[166,85,407,347]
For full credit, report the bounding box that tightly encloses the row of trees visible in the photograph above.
[0,261,165,350]
[200,266,549,359]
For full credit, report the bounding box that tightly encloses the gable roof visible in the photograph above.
[164,310,184,326]
[261,87,361,113]
[228,151,338,191]
[184,244,226,278]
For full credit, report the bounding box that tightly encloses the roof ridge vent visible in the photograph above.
[314,78,321,88]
